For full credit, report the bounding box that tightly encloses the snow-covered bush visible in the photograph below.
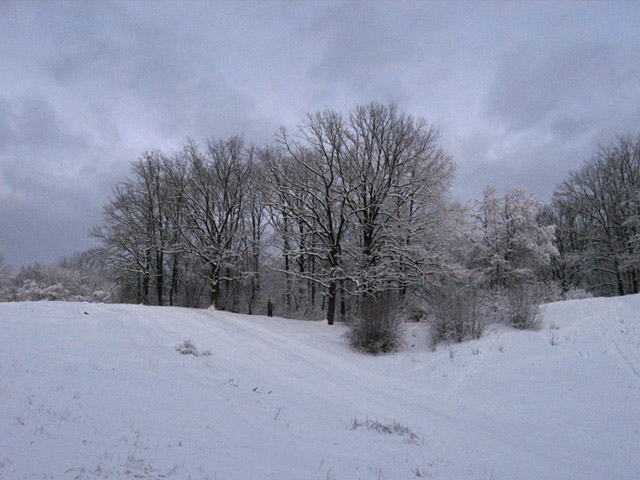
[474,287,511,324]
[518,280,593,304]
[506,286,542,330]
[175,340,199,355]
[175,340,211,357]
[15,280,72,301]
[90,290,113,303]
[347,296,403,354]
[560,286,592,301]
[430,286,485,348]
[11,252,116,303]
[0,285,13,302]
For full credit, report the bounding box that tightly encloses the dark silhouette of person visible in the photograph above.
[267,299,274,317]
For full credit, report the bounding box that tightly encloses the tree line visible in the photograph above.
[1,103,639,328]
[91,103,456,324]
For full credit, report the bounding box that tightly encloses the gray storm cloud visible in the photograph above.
[1,0,639,267]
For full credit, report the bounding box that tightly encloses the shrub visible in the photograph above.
[476,287,510,325]
[350,417,419,444]
[347,295,402,354]
[175,340,211,357]
[506,286,542,330]
[430,286,485,348]
[9,254,117,303]
[560,286,592,301]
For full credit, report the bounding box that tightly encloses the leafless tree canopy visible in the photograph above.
[266,103,454,323]
[553,135,640,296]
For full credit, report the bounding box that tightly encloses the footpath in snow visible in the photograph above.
[0,295,639,479]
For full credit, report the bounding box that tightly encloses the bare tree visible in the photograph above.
[342,102,455,296]
[266,103,454,323]
[92,151,182,305]
[91,180,154,304]
[266,112,350,324]
[553,135,640,295]
[174,137,251,309]
[132,152,177,306]
[240,154,269,313]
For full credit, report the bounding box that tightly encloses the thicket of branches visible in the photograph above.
[2,104,638,350]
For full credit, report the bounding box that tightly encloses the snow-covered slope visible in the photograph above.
[0,296,638,479]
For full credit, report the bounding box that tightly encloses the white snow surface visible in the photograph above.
[1,296,639,479]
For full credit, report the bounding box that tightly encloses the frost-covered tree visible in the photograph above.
[130,152,180,306]
[237,156,269,314]
[472,188,557,289]
[341,103,454,296]
[539,203,590,293]
[92,151,181,305]
[91,180,154,303]
[263,146,320,316]
[268,112,350,325]
[266,103,454,324]
[553,135,640,295]
[93,138,267,310]
[90,105,455,319]
[0,253,14,301]
[174,137,252,309]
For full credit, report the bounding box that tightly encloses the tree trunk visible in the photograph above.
[284,252,291,310]
[340,279,346,319]
[248,277,255,315]
[209,264,220,308]
[327,280,337,325]
[136,276,143,304]
[168,254,179,307]
[141,271,149,305]
[615,260,625,296]
[155,251,164,306]
[310,253,316,309]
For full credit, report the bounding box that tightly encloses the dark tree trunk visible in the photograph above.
[284,252,291,310]
[155,251,164,306]
[615,262,625,296]
[310,253,316,309]
[327,280,337,325]
[136,276,143,304]
[141,271,149,305]
[168,254,179,307]
[340,279,346,319]
[209,264,220,308]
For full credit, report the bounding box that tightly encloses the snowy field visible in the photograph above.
[0,296,639,480]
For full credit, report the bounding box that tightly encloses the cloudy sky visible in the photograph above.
[1,0,639,268]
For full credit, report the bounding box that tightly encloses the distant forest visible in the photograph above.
[1,102,639,326]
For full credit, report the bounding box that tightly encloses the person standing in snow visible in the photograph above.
[267,299,274,317]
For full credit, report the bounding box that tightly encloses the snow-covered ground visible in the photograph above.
[0,296,639,480]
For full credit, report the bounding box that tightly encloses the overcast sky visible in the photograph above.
[1,0,639,268]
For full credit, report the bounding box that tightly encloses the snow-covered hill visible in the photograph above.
[1,296,639,479]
